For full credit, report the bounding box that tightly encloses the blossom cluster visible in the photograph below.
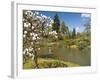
[23,10,54,61]
[23,10,53,28]
[49,31,58,39]
[24,22,31,28]
[23,46,35,60]
[23,10,54,41]
[49,31,57,35]
[23,46,41,61]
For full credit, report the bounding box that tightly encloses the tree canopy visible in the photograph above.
[52,14,60,33]
[72,28,76,38]
[61,21,67,34]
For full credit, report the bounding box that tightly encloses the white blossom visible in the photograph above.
[24,31,27,34]
[49,31,57,35]
[32,36,36,40]
[32,33,35,35]
[24,22,28,27]
[30,33,33,36]
[37,16,42,20]
[33,33,38,37]
[49,24,52,27]
[32,26,35,29]
[24,48,28,52]
[43,15,47,19]
[29,46,33,52]
[24,22,31,28]
[28,23,31,27]
[35,34,38,37]
[25,11,28,15]
[37,37,40,40]
[23,48,29,55]
[23,34,26,38]
[28,53,32,57]
[27,10,33,17]
[23,11,55,60]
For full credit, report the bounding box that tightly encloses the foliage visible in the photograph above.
[72,28,76,38]
[23,58,80,69]
[61,21,67,34]
[23,10,53,68]
[83,17,91,33]
[52,14,60,33]
[23,10,91,68]
[57,33,63,40]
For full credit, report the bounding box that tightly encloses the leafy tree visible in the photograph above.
[84,18,91,33]
[82,16,91,38]
[72,28,76,38]
[52,14,60,33]
[61,21,67,34]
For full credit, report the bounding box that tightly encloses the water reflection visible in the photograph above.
[38,45,91,66]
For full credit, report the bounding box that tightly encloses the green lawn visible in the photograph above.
[23,58,80,69]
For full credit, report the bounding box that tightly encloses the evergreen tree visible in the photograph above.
[61,21,67,34]
[66,27,70,38]
[72,28,76,38]
[52,14,60,33]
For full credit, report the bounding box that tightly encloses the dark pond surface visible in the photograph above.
[38,43,91,66]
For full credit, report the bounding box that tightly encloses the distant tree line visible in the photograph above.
[52,14,77,39]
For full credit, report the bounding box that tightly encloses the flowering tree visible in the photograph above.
[23,10,53,68]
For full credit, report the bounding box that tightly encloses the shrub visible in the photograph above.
[57,33,63,40]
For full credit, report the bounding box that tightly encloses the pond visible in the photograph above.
[38,42,91,66]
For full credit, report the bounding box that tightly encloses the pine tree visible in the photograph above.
[72,28,76,38]
[52,14,60,33]
[61,21,67,34]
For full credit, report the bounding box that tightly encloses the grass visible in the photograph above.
[23,58,80,69]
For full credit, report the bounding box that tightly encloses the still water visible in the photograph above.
[38,44,91,66]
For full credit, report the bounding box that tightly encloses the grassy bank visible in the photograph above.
[23,58,80,69]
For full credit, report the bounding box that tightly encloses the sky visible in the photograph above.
[34,10,91,33]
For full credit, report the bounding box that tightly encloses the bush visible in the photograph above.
[57,33,63,40]
[77,39,89,50]
[65,39,75,48]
